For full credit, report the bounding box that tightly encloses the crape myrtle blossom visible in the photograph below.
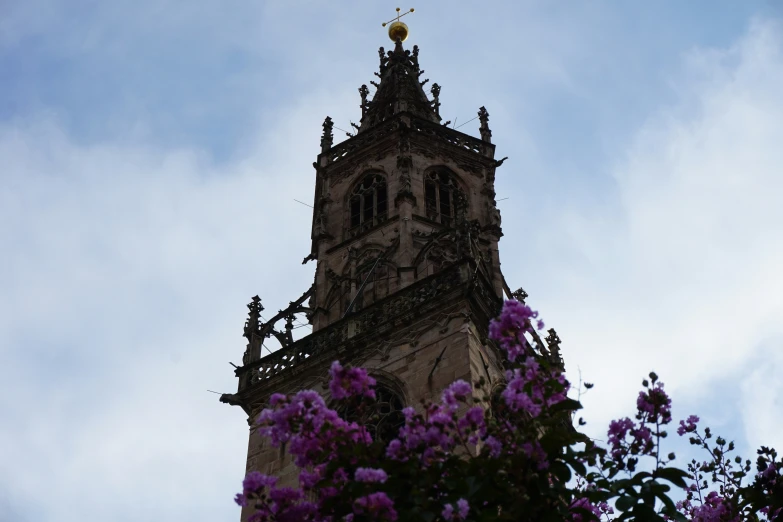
[352,492,398,521]
[677,415,700,436]
[569,497,604,522]
[234,299,780,521]
[636,380,672,424]
[255,389,372,468]
[441,498,469,520]
[354,467,388,484]
[329,361,376,400]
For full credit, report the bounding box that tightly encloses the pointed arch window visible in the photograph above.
[424,170,463,227]
[349,172,388,236]
[338,384,405,444]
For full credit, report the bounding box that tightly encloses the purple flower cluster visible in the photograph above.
[328,361,376,400]
[352,492,398,521]
[354,467,388,484]
[607,417,635,459]
[441,498,469,520]
[677,491,740,522]
[677,415,700,436]
[256,389,371,468]
[388,404,460,465]
[636,382,672,424]
[441,380,472,409]
[501,357,569,419]
[235,472,318,522]
[489,299,541,362]
[569,497,604,522]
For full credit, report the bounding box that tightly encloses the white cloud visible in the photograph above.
[507,18,783,451]
[0,88,357,521]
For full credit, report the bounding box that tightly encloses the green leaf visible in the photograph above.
[570,459,587,477]
[655,467,691,489]
[549,398,582,413]
[615,495,636,512]
[550,461,572,483]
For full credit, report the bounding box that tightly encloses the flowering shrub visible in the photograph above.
[235,300,782,521]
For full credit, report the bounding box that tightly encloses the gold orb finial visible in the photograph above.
[381,7,415,42]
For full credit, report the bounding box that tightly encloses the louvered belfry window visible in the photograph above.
[349,172,388,235]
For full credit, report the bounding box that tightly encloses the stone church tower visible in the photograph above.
[220,30,564,520]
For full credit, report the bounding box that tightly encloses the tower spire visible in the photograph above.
[359,44,440,131]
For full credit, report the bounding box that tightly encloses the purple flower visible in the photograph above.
[298,464,325,489]
[354,467,389,483]
[442,380,472,409]
[636,382,672,424]
[329,361,376,400]
[255,388,371,468]
[442,499,469,520]
[484,435,502,458]
[689,491,738,521]
[677,415,700,436]
[268,486,303,505]
[242,471,278,493]
[353,492,398,521]
[500,357,568,419]
[489,300,540,362]
[457,406,487,439]
[386,439,406,461]
[521,441,549,470]
[607,417,634,458]
[570,497,602,522]
[456,499,469,518]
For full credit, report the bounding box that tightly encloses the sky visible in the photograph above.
[1,1,783,520]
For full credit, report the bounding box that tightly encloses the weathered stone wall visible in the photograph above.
[239,297,505,521]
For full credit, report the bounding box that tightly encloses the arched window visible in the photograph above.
[424,170,463,227]
[349,172,388,235]
[338,384,405,444]
[371,386,405,443]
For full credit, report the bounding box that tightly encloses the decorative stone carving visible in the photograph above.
[545,328,562,363]
[478,106,492,143]
[359,84,370,119]
[430,83,441,117]
[511,287,528,303]
[237,265,465,387]
[321,116,334,153]
[488,203,502,230]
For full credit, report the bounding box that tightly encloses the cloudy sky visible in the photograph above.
[2,1,783,520]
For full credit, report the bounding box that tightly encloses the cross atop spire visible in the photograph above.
[382,7,415,42]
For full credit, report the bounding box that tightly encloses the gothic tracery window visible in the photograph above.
[338,384,405,444]
[424,169,463,227]
[349,172,388,235]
